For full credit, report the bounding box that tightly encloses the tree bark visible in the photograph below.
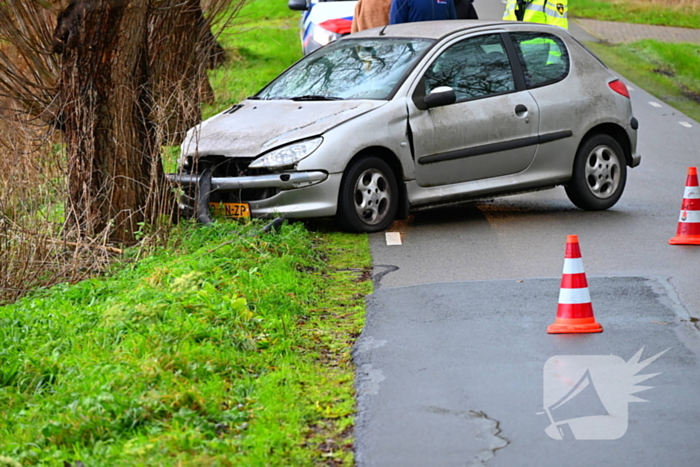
[149,0,219,145]
[57,0,164,244]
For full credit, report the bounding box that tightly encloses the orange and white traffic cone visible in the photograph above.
[669,167,700,245]
[547,235,603,334]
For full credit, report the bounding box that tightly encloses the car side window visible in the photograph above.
[510,32,570,89]
[423,34,516,102]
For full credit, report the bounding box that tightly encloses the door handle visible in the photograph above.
[515,104,528,116]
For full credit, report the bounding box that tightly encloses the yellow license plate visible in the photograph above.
[210,202,251,219]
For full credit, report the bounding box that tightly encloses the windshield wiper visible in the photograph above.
[290,95,343,101]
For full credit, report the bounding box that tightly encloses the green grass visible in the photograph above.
[575,0,700,28]
[0,0,373,465]
[206,0,303,114]
[0,221,371,465]
[583,39,700,121]
[572,1,700,120]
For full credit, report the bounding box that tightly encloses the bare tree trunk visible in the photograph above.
[149,0,222,145]
[56,0,163,244]
[1,0,240,247]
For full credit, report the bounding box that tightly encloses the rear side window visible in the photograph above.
[510,32,570,89]
[423,34,516,102]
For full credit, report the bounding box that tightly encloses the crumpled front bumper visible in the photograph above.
[165,171,328,191]
[165,170,340,222]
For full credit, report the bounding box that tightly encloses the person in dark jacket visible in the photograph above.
[454,0,478,19]
[389,0,457,25]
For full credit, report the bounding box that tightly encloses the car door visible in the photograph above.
[408,32,540,188]
[508,31,576,171]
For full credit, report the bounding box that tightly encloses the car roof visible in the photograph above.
[346,19,570,41]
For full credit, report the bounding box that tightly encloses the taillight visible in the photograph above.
[318,18,352,35]
[609,79,630,98]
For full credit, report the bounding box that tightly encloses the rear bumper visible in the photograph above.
[627,119,641,168]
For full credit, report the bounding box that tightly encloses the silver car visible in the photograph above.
[169,20,640,232]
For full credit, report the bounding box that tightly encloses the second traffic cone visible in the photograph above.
[547,235,603,334]
[670,167,700,245]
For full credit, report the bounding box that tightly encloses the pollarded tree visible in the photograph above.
[53,0,159,244]
[0,0,240,245]
[149,0,229,144]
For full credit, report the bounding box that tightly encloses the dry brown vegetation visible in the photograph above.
[0,101,104,304]
[0,0,244,305]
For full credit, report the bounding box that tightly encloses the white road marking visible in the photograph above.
[627,86,635,91]
[679,121,693,128]
[649,101,662,108]
[385,232,402,246]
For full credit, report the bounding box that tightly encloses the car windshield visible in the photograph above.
[256,38,434,100]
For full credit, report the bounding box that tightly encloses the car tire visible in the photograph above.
[337,156,399,233]
[565,134,627,211]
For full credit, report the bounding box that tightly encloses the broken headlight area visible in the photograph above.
[166,155,329,220]
[181,155,280,203]
[249,137,323,169]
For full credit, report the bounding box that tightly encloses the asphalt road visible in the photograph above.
[369,0,700,317]
[355,278,700,466]
[356,3,700,466]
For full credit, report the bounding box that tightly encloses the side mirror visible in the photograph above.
[288,0,308,11]
[423,86,456,109]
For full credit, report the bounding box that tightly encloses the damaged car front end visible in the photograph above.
[169,136,333,224]
[167,21,640,232]
[166,36,433,226]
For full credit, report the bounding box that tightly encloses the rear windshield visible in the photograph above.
[256,38,435,100]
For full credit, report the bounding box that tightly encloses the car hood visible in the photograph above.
[181,99,385,159]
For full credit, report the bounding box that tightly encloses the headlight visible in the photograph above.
[312,25,340,47]
[249,137,323,169]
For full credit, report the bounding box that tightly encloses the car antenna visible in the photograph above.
[379,25,388,36]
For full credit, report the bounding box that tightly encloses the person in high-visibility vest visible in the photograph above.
[503,0,568,29]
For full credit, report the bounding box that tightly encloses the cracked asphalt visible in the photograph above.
[355,278,700,466]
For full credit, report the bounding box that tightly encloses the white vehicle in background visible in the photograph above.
[288,0,358,55]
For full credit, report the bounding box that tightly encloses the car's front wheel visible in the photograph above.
[565,134,627,210]
[337,156,398,233]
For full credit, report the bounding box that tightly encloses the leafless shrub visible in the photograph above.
[0,0,246,304]
[0,99,103,305]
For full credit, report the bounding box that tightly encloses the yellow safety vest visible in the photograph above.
[503,0,568,29]
[521,37,563,66]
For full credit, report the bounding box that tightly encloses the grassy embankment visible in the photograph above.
[0,1,371,465]
[575,0,700,121]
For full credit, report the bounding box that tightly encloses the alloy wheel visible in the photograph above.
[353,168,392,226]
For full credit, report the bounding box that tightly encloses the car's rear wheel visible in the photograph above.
[337,156,398,233]
[565,134,627,210]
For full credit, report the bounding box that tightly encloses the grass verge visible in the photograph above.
[2,1,372,465]
[0,220,371,465]
[207,0,303,114]
[572,0,700,122]
[575,0,700,28]
[584,40,700,121]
